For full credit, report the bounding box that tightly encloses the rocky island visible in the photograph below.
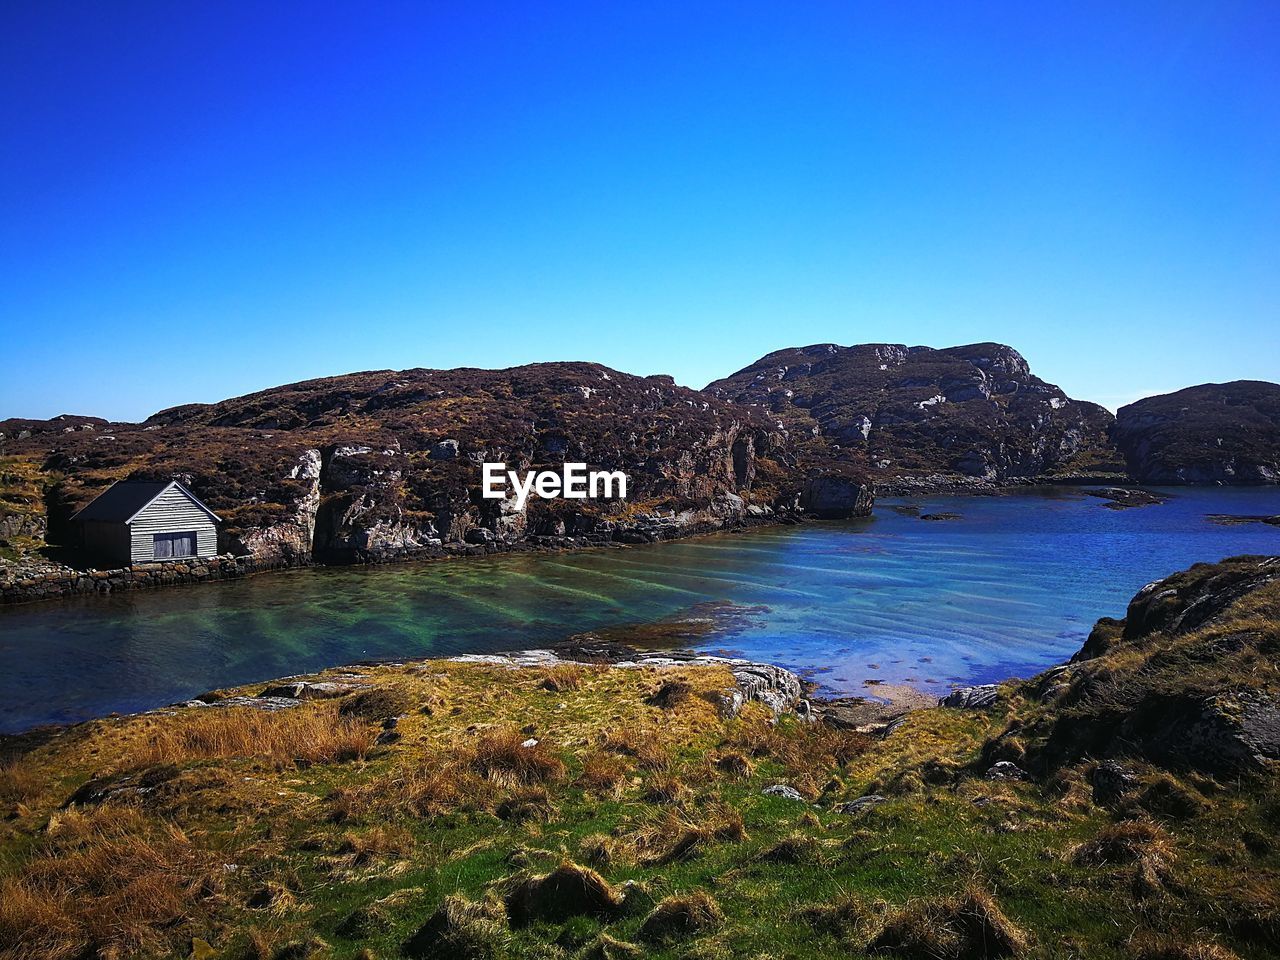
[2,345,1277,604]
[1113,381,1280,485]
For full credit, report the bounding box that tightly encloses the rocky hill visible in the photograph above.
[1112,381,1280,484]
[706,342,1123,486]
[4,350,1279,574]
[1,362,873,566]
[1000,554,1280,777]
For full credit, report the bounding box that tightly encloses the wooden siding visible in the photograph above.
[127,485,218,563]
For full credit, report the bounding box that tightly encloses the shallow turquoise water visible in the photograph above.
[1,486,1278,732]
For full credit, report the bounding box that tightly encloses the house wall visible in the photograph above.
[82,519,132,566]
[128,486,219,563]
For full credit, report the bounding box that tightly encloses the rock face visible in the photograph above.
[939,684,1001,710]
[797,475,875,519]
[2,362,872,566]
[1112,380,1280,484]
[1026,556,1280,775]
[706,342,1121,485]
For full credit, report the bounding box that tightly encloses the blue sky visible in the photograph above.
[2,2,1278,422]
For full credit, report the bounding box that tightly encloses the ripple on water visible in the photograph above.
[1,485,1279,731]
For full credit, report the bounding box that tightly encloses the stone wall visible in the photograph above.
[0,554,293,605]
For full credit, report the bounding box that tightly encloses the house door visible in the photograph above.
[154,531,197,559]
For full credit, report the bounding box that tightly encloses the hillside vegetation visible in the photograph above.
[1113,381,1280,484]
[4,350,1278,573]
[0,363,816,568]
[1,556,1277,959]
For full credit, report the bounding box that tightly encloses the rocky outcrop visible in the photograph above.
[447,648,804,716]
[797,475,875,519]
[1021,556,1280,775]
[3,362,871,570]
[1112,381,1280,484]
[706,341,1123,485]
[1083,487,1168,509]
[939,684,1001,709]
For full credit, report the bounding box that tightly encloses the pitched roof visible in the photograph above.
[72,480,221,524]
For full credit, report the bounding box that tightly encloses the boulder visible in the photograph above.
[729,662,803,714]
[798,474,874,519]
[940,684,1001,709]
[1091,761,1138,804]
[429,438,459,460]
[761,784,805,802]
[833,794,888,815]
[258,680,364,700]
[985,761,1032,782]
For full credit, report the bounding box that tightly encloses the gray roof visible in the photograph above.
[72,480,221,524]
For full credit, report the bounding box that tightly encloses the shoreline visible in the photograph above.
[0,640,964,746]
[1,475,1213,607]
[0,508,804,606]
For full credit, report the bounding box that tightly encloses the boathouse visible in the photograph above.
[72,479,220,566]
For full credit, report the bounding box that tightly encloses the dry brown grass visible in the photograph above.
[646,678,693,709]
[495,785,557,823]
[504,860,624,926]
[1129,939,1243,960]
[797,893,868,938]
[338,686,412,720]
[333,728,566,823]
[540,664,587,692]
[867,885,1028,958]
[0,755,41,806]
[726,718,871,781]
[578,833,626,868]
[638,890,724,943]
[0,805,219,960]
[336,825,415,867]
[714,750,754,779]
[464,727,566,787]
[130,705,376,766]
[580,932,643,959]
[1072,819,1174,867]
[577,751,632,796]
[642,773,692,805]
[402,893,508,960]
[332,761,495,822]
[1131,774,1207,820]
[638,806,748,865]
[602,726,672,771]
[759,831,824,865]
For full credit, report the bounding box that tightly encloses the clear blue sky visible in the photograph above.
[2,2,1278,422]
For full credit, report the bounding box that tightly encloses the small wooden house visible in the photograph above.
[73,480,220,566]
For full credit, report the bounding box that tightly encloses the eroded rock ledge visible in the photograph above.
[161,648,808,724]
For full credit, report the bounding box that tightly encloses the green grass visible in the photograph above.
[1,655,1275,960]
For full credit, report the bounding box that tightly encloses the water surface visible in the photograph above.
[2,486,1277,732]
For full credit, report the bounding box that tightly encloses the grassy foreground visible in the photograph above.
[2,565,1278,960]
